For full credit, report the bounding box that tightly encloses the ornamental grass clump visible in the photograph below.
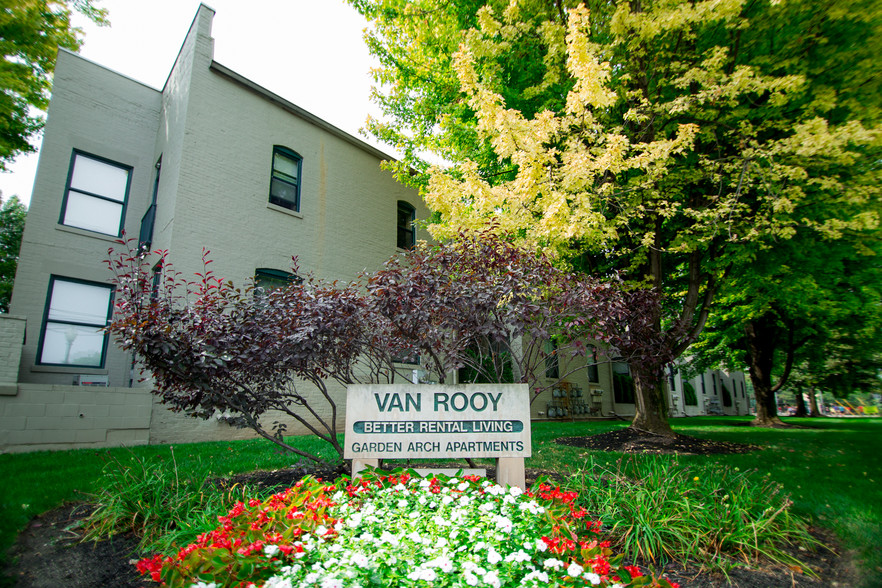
[136,471,679,588]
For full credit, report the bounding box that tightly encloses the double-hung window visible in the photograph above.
[60,151,131,236]
[37,277,114,368]
[269,146,302,212]
[254,268,299,297]
[397,201,415,249]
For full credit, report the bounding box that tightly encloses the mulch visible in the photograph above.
[0,428,862,588]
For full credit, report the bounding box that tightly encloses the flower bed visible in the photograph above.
[137,472,679,588]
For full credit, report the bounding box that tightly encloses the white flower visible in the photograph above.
[567,562,584,577]
[394,483,407,491]
[543,558,564,570]
[189,583,217,588]
[351,553,369,568]
[441,494,455,505]
[523,570,549,583]
[464,571,479,586]
[483,570,501,588]
[347,512,363,527]
[315,525,328,536]
[535,539,548,552]
[584,572,602,585]
[262,577,294,588]
[320,578,344,588]
[457,482,469,491]
[420,479,432,488]
[304,573,320,584]
[407,568,438,582]
[263,545,280,558]
[487,548,502,564]
[493,515,513,533]
[397,499,408,508]
[504,550,531,564]
[379,531,400,546]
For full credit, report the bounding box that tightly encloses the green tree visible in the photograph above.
[691,231,882,425]
[0,0,107,170]
[351,0,882,434]
[0,194,26,312]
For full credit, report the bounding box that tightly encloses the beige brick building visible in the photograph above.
[0,5,749,453]
[0,5,431,452]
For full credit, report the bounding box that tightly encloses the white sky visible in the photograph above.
[0,0,386,207]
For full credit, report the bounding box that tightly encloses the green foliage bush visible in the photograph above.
[566,456,816,574]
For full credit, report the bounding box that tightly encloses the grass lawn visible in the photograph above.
[1,416,879,579]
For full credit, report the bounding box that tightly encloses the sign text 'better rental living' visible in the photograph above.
[343,384,531,459]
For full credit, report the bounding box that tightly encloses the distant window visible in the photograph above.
[269,146,302,212]
[255,268,299,297]
[684,381,698,406]
[37,277,113,368]
[586,344,600,383]
[722,381,733,407]
[397,201,415,249]
[544,340,559,379]
[612,362,635,404]
[150,261,163,301]
[701,374,707,395]
[60,151,131,236]
[668,366,677,391]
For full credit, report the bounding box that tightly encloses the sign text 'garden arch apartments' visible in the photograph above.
[344,384,531,489]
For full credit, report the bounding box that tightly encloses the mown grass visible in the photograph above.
[1,417,879,581]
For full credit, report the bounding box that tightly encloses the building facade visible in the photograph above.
[0,5,429,452]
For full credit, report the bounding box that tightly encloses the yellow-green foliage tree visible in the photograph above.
[352,0,881,433]
[0,0,107,170]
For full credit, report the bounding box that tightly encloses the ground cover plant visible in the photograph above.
[2,417,880,586]
[135,471,678,588]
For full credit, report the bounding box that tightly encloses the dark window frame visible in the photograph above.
[397,200,416,249]
[36,275,114,369]
[59,149,132,237]
[544,339,559,379]
[254,268,300,297]
[268,146,303,212]
[586,344,600,383]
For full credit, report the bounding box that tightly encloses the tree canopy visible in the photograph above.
[0,194,26,312]
[351,0,882,432]
[0,0,107,170]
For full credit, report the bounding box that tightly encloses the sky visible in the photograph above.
[0,0,386,207]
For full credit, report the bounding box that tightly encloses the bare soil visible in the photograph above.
[1,429,862,587]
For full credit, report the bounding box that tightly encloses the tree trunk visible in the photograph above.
[630,364,675,436]
[794,385,808,417]
[745,315,786,427]
[808,386,822,417]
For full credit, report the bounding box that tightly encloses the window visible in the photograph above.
[544,340,559,379]
[668,365,677,391]
[586,344,600,383]
[150,261,163,301]
[37,277,114,368]
[684,381,698,406]
[721,381,733,407]
[612,362,635,404]
[60,151,131,236]
[269,146,302,211]
[397,201,415,249]
[700,374,707,395]
[254,268,299,297]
